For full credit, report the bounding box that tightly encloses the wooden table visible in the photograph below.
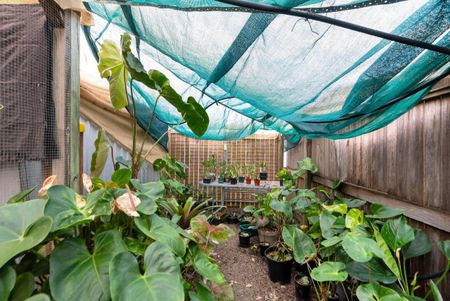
[199,180,280,206]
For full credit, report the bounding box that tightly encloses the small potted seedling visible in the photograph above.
[247,164,256,185]
[239,231,250,248]
[238,163,245,183]
[201,156,214,183]
[294,274,312,301]
[228,162,239,185]
[245,164,252,184]
[259,161,268,180]
[218,160,227,183]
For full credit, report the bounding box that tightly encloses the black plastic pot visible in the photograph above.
[227,214,239,224]
[279,180,283,186]
[239,223,257,237]
[218,177,225,183]
[259,172,268,180]
[238,176,245,183]
[265,247,293,284]
[259,242,270,256]
[230,178,238,185]
[295,274,311,301]
[203,178,212,184]
[210,218,222,225]
[239,232,251,248]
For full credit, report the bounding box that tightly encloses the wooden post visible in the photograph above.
[64,10,80,189]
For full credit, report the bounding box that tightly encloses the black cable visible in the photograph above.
[216,0,450,56]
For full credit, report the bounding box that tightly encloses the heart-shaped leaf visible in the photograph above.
[322,203,348,214]
[381,216,415,251]
[319,211,339,239]
[188,283,215,301]
[367,204,404,219]
[342,233,382,263]
[345,208,364,231]
[373,228,401,279]
[346,258,396,284]
[10,272,34,301]
[191,246,225,284]
[0,199,52,268]
[111,169,132,187]
[270,200,292,220]
[135,214,186,257]
[282,226,316,265]
[403,229,432,259]
[341,198,366,208]
[49,230,127,301]
[45,185,93,231]
[0,266,15,301]
[25,294,51,301]
[143,242,181,276]
[310,262,348,282]
[356,282,408,301]
[98,40,128,109]
[136,194,157,215]
[438,240,450,261]
[110,251,184,301]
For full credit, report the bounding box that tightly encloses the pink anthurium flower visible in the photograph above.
[82,173,94,192]
[38,175,57,197]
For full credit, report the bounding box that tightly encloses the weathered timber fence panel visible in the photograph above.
[286,79,450,297]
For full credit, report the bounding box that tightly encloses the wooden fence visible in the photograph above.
[286,79,450,297]
[168,131,284,207]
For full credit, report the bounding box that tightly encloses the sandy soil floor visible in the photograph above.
[213,225,297,301]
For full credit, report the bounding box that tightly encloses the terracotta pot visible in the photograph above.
[254,179,261,186]
[245,178,252,184]
[258,228,278,244]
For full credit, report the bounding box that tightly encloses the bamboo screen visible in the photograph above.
[168,131,283,207]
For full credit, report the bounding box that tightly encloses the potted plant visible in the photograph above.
[228,162,239,184]
[245,164,252,184]
[276,167,292,187]
[259,161,268,180]
[239,231,251,248]
[201,157,213,183]
[238,163,245,183]
[265,242,294,284]
[295,274,312,301]
[218,160,227,183]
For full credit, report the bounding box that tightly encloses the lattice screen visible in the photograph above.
[168,131,283,207]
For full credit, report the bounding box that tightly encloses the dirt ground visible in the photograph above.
[213,224,296,301]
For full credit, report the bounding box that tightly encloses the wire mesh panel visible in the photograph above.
[0,2,76,203]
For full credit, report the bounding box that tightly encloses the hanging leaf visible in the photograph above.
[319,211,339,239]
[6,186,36,204]
[366,203,404,219]
[0,266,15,301]
[10,272,34,301]
[346,258,397,284]
[109,252,184,301]
[98,40,128,109]
[438,240,450,261]
[381,216,415,251]
[356,282,408,301]
[0,199,52,268]
[297,157,318,173]
[135,214,186,257]
[342,232,382,263]
[45,185,93,231]
[373,228,401,279]
[90,129,110,178]
[282,226,316,265]
[345,208,364,231]
[188,283,215,301]
[49,230,127,301]
[270,199,292,220]
[428,280,443,301]
[191,246,225,284]
[310,262,348,282]
[403,229,432,259]
[143,242,181,276]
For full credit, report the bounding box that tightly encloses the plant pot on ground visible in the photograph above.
[295,274,312,301]
[259,242,270,256]
[258,228,278,245]
[265,245,293,284]
[239,223,257,237]
[227,212,240,224]
[239,232,251,248]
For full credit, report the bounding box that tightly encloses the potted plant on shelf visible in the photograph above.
[259,161,268,180]
[201,157,213,183]
[228,162,239,184]
[248,164,257,185]
[295,274,312,301]
[238,163,245,183]
[265,241,294,284]
[218,160,227,183]
[245,164,252,184]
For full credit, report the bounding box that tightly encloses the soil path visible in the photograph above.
[213,225,296,301]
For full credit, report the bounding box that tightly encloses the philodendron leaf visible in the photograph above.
[6,186,36,204]
[111,168,132,187]
[98,40,128,109]
[403,229,432,259]
[110,252,184,301]
[188,283,215,301]
[10,272,34,301]
[373,228,401,280]
[345,208,364,231]
[297,157,318,173]
[282,226,316,264]
[341,198,367,208]
[135,214,186,257]
[136,194,157,215]
[319,211,338,239]
[342,232,382,263]
[381,216,415,251]
[143,242,181,276]
[346,258,397,284]
[366,203,404,219]
[438,240,450,261]
[90,129,109,178]
[45,185,93,231]
[50,230,127,301]
[322,203,348,214]
[310,262,348,282]
[0,199,52,268]
[356,282,408,301]
[183,96,210,137]
[0,266,15,301]
[130,180,164,201]
[25,294,51,301]
[270,200,292,219]
[428,280,443,301]
[191,246,225,284]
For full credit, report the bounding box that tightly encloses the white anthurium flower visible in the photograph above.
[38,175,57,197]
[82,173,94,192]
[113,192,141,217]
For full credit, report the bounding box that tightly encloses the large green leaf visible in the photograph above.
[10,272,34,301]
[428,280,443,301]
[0,199,52,268]
[111,169,132,187]
[310,262,348,282]
[438,240,450,261]
[136,194,157,215]
[346,258,396,284]
[345,208,364,231]
[373,228,401,279]
[49,230,127,301]
[322,203,348,214]
[131,180,164,201]
[319,211,338,239]
[90,129,110,178]
[110,252,184,301]
[282,226,316,264]
[25,294,51,301]
[270,200,292,220]
[342,233,382,263]
[341,198,367,208]
[356,282,408,301]
[403,229,432,259]
[367,204,404,219]
[0,266,15,301]
[188,283,215,301]
[143,242,181,276]
[297,157,318,173]
[98,40,128,109]
[191,246,225,284]
[135,214,186,257]
[45,185,93,231]
[381,216,415,251]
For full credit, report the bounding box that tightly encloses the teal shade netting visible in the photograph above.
[83,0,450,149]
